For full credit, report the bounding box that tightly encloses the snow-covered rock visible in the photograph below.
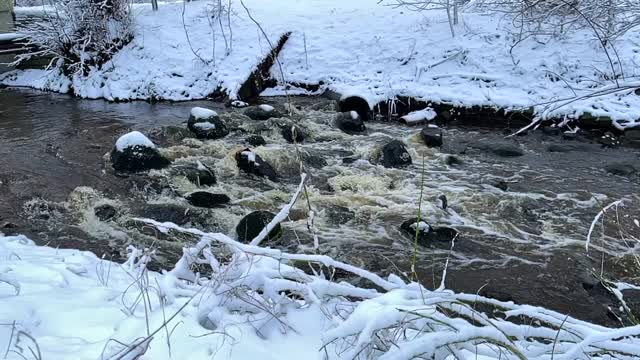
[335,111,366,133]
[110,131,170,172]
[187,107,229,139]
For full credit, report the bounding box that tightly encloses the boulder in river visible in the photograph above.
[400,218,458,246]
[381,140,412,168]
[246,135,267,147]
[604,162,637,176]
[244,104,282,120]
[94,204,118,221]
[187,107,229,140]
[139,203,194,226]
[110,131,170,172]
[186,191,230,208]
[421,126,443,148]
[336,111,366,133]
[236,210,282,243]
[235,148,278,182]
[170,161,216,186]
[281,124,305,143]
[338,95,371,121]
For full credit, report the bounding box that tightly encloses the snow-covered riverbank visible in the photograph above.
[3,0,640,127]
[2,226,640,360]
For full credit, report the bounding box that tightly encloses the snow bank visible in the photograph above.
[4,0,640,125]
[115,131,155,151]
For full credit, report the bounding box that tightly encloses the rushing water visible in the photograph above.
[1,88,639,325]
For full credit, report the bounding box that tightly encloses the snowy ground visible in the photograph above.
[2,0,640,127]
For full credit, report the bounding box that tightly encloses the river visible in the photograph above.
[0,87,638,326]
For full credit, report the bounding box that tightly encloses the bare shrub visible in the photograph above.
[16,0,134,76]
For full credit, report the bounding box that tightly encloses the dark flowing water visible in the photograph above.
[1,87,639,326]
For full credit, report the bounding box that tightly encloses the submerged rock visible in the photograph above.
[381,140,412,168]
[235,148,278,182]
[187,107,229,139]
[400,218,458,246]
[471,142,524,157]
[338,95,371,121]
[491,180,509,191]
[281,124,305,143]
[94,204,117,221]
[303,153,328,169]
[604,162,637,176]
[244,104,282,120]
[170,162,216,186]
[110,131,170,172]
[445,155,462,166]
[159,126,193,142]
[421,126,443,148]
[236,210,282,242]
[336,111,366,133]
[246,135,267,147]
[186,191,230,208]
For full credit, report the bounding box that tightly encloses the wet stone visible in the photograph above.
[246,135,267,147]
[335,111,366,133]
[325,205,355,225]
[491,180,509,191]
[421,127,443,148]
[139,203,193,226]
[159,126,193,143]
[281,124,305,144]
[94,204,117,221]
[400,218,459,246]
[445,155,462,166]
[111,145,170,173]
[381,140,412,168]
[187,109,229,140]
[169,163,216,186]
[236,210,282,243]
[604,162,637,176]
[235,149,278,182]
[186,191,230,208]
[303,153,328,169]
[244,105,282,120]
[342,157,359,165]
